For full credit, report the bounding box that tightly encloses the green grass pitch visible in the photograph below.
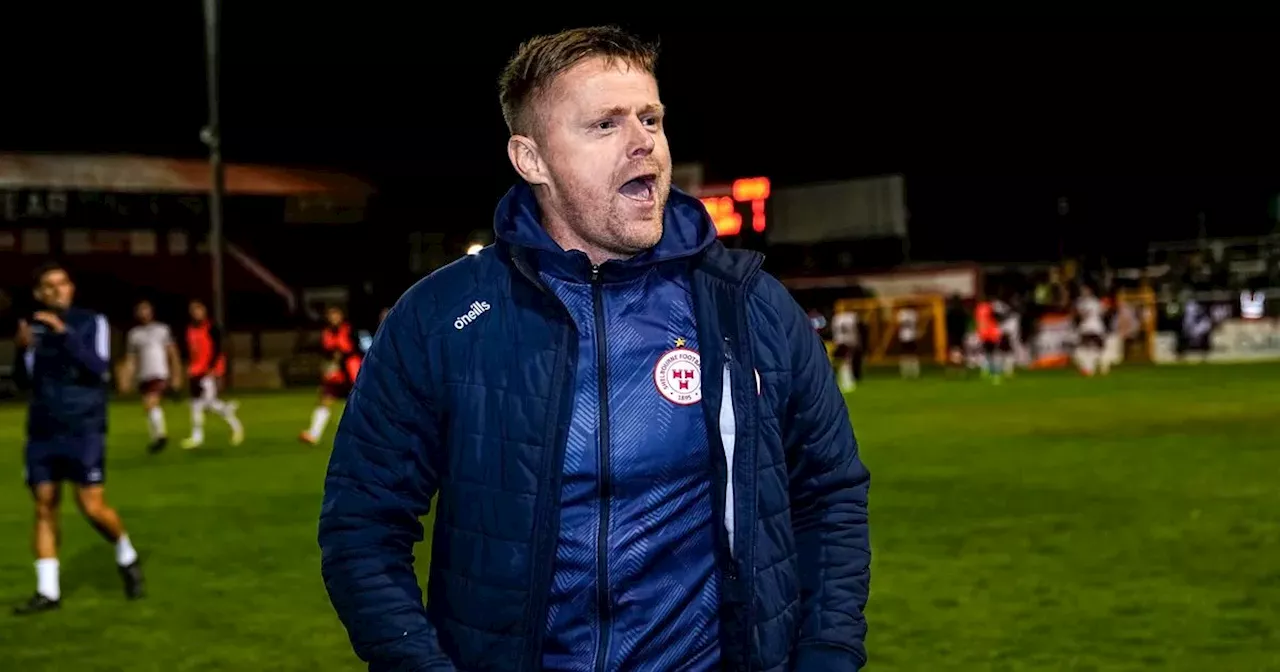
[0,364,1277,671]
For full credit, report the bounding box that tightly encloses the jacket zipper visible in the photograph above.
[720,335,738,577]
[508,246,767,670]
[591,264,614,672]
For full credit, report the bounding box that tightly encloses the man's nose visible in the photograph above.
[625,117,655,158]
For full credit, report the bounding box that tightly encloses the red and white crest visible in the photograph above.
[654,348,702,405]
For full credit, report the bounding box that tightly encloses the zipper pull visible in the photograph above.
[723,336,733,362]
[591,265,600,283]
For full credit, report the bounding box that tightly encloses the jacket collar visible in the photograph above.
[493,181,720,284]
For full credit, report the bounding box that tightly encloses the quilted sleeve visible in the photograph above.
[319,291,456,671]
[765,277,871,672]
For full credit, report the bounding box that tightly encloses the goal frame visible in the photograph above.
[832,294,949,365]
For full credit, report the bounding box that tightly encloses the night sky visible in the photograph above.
[3,11,1276,265]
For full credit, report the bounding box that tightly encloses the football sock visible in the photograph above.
[309,407,331,440]
[189,401,205,442]
[36,559,59,601]
[147,406,166,439]
[116,534,138,567]
[837,362,856,391]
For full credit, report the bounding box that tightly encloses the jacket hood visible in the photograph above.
[493,181,717,281]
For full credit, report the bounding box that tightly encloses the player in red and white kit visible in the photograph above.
[124,300,182,453]
[180,299,244,449]
[299,306,363,445]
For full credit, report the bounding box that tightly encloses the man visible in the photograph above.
[319,27,870,672]
[299,305,362,445]
[356,307,391,355]
[1074,284,1110,376]
[975,296,1003,381]
[13,262,144,614]
[125,299,182,453]
[180,299,244,449]
[1178,296,1214,364]
[895,305,920,379]
[994,296,1020,377]
[944,294,970,375]
[830,308,864,392]
[806,307,828,334]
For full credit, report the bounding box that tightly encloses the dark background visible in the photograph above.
[3,12,1276,267]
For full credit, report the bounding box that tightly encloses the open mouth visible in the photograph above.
[618,174,657,202]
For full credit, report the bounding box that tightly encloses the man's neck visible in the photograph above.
[541,210,629,267]
[535,188,632,267]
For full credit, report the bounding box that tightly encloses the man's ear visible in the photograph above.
[507,135,548,186]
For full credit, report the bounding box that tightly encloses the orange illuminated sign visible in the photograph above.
[732,177,770,202]
[700,176,770,237]
[700,195,741,236]
[751,198,766,233]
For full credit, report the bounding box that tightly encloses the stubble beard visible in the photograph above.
[546,183,664,262]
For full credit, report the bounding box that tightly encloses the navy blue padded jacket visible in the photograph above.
[319,183,870,672]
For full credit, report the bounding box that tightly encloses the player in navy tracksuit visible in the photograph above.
[12,262,145,615]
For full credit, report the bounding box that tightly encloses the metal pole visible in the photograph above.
[202,0,226,332]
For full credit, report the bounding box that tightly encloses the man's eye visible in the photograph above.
[596,120,616,130]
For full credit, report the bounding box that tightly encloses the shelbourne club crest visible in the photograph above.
[654,347,702,405]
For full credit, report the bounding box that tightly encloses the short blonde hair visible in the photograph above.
[497,26,659,137]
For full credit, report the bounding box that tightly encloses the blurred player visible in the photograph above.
[125,300,182,454]
[355,307,392,355]
[1074,285,1109,376]
[300,306,363,445]
[806,307,828,334]
[996,298,1021,377]
[944,294,970,375]
[1178,298,1214,363]
[180,299,244,449]
[831,309,863,392]
[1113,295,1141,355]
[975,298,1003,382]
[896,305,920,378]
[13,262,144,614]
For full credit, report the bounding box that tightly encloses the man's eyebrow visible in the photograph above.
[592,103,666,118]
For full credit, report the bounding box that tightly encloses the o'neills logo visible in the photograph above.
[454,301,491,330]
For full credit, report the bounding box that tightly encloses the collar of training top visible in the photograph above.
[492,181,716,284]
